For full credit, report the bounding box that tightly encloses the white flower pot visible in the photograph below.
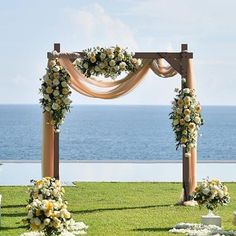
[201,210,221,227]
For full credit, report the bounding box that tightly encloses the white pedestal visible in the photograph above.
[201,213,221,227]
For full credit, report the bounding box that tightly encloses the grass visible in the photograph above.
[1,182,236,235]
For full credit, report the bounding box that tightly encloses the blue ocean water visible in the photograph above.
[0,105,235,160]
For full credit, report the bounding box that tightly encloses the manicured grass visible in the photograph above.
[1,182,236,235]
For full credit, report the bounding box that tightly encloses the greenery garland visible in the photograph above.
[170,88,204,155]
[39,60,72,130]
[74,46,142,79]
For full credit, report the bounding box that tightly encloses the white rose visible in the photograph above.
[53,66,60,72]
[173,119,179,126]
[136,59,142,66]
[194,116,201,124]
[27,210,33,219]
[53,79,60,86]
[99,62,105,69]
[119,62,126,70]
[52,103,59,110]
[218,190,224,198]
[44,218,50,225]
[95,66,100,72]
[83,63,89,69]
[183,88,190,94]
[184,115,191,122]
[118,53,124,60]
[109,60,116,67]
[53,90,60,97]
[45,106,51,112]
[34,217,41,226]
[202,188,210,195]
[114,65,120,71]
[61,81,67,88]
[64,98,71,105]
[100,53,106,60]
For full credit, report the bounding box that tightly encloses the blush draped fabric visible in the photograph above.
[58,56,177,99]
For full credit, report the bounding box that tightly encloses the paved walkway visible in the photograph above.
[0,160,235,185]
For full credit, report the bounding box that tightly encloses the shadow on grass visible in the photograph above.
[0,225,26,230]
[2,204,26,209]
[2,212,25,217]
[72,204,173,214]
[132,227,171,232]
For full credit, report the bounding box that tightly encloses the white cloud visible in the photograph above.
[64,3,139,50]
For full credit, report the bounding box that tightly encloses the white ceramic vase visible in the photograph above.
[201,210,221,227]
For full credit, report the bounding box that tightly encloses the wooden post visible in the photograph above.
[181,44,197,201]
[54,43,60,180]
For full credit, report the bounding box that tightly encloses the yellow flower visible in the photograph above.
[180,137,187,143]
[195,105,201,113]
[62,88,69,95]
[188,122,196,130]
[31,222,39,231]
[177,99,183,107]
[46,87,53,94]
[184,109,191,116]
[180,119,185,126]
[53,73,60,79]
[90,57,96,63]
[36,209,41,216]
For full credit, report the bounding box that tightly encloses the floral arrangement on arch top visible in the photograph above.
[74,45,142,79]
[170,87,204,156]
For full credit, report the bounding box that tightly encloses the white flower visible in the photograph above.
[27,210,33,219]
[194,116,201,124]
[44,218,50,225]
[173,119,179,126]
[109,60,116,67]
[83,63,89,69]
[184,115,191,122]
[119,62,126,70]
[118,53,124,60]
[202,188,210,195]
[61,81,67,88]
[52,103,60,110]
[174,88,180,93]
[100,53,106,60]
[114,65,120,71]
[45,106,51,112]
[53,66,60,72]
[53,79,60,86]
[63,98,71,105]
[95,66,100,72]
[34,217,41,226]
[53,90,60,97]
[183,88,190,94]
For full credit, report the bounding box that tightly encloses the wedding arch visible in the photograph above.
[41,43,202,201]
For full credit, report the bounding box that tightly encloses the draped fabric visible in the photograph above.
[58,56,177,99]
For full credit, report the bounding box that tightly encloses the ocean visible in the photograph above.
[0,105,235,161]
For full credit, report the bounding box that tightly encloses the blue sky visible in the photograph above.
[0,0,236,105]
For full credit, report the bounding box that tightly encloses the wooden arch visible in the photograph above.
[44,43,196,202]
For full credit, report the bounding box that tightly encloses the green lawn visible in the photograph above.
[1,182,236,236]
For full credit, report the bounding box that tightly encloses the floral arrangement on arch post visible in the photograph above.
[21,177,88,236]
[191,178,230,212]
[40,59,72,131]
[170,88,204,157]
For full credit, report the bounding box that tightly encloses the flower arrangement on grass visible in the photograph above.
[192,178,230,212]
[40,60,72,130]
[169,88,203,156]
[75,46,142,79]
[22,177,88,236]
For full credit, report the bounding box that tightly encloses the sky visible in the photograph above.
[0,0,236,105]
